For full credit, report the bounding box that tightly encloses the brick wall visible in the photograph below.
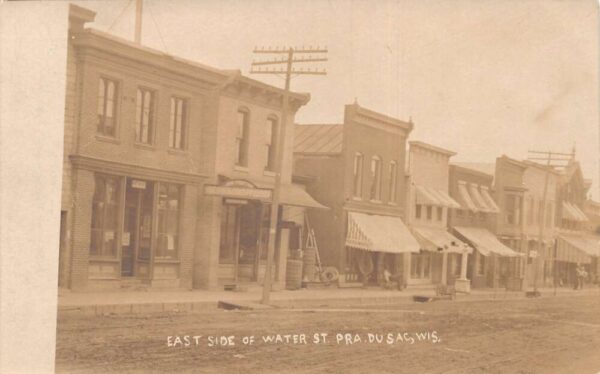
[69,168,95,290]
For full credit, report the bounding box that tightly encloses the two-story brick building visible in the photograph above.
[293,103,420,286]
[448,163,521,290]
[59,5,321,291]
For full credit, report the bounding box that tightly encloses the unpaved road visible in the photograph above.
[56,295,600,373]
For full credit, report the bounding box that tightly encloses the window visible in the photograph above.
[546,201,553,228]
[235,109,250,166]
[135,88,154,144]
[505,194,521,225]
[437,207,443,221]
[97,77,118,137]
[90,175,120,257]
[353,153,363,198]
[536,200,543,225]
[169,97,187,149]
[389,161,398,203]
[411,253,431,279]
[427,206,433,220]
[157,183,181,259]
[369,156,382,201]
[527,196,534,225]
[415,204,422,219]
[265,117,278,171]
[477,253,486,275]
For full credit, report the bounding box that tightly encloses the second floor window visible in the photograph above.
[265,117,278,171]
[437,206,443,221]
[370,156,382,201]
[169,97,186,149]
[415,204,422,219]
[505,194,522,225]
[135,88,154,144]
[97,77,118,137]
[236,109,250,166]
[353,153,363,198]
[389,161,398,203]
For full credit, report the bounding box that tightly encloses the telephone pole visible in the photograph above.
[250,46,327,304]
[527,149,574,294]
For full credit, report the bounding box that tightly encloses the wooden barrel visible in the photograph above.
[302,248,317,281]
[286,259,303,290]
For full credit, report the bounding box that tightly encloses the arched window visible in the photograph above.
[353,152,363,198]
[370,155,382,201]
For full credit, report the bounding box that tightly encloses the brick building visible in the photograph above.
[59,5,321,291]
[293,103,419,286]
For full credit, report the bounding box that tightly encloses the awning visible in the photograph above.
[279,184,328,209]
[454,226,523,257]
[411,226,472,254]
[415,185,461,209]
[562,201,588,222]
[480,186,500,213]
[469,183,493,212]
[345,212,420,254]
[556,234,595,264]
[457,181,478,212]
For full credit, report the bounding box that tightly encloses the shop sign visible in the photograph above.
[204,185,271,200]
[131,179,147,189]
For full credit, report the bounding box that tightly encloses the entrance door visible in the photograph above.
[122,179,154,277]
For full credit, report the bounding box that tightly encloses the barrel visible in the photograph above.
[286,259,303,290]
[302,248,317,282]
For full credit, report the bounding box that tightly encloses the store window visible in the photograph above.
[353,153,363,198]
[157,183,181,259]
[97,77,118,137]
[369,155,382,201]
[135,88,155,144]
[411,253,431,279]
[389,161,397,203]
[169,97,187,150]
[265,117,278,171]
[236,108,250,166]
[90,174,120,257]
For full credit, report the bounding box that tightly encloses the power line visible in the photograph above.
[107,0,134,33]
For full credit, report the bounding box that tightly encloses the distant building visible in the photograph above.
[293,103,419,286]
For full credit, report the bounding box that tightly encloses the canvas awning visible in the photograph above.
[556,234,595,264]
[345,212,420,254]
[457,181,478,212]
[562,202,588,222]
[480,186,500,213]
[469,183,493,212]
[279,184,328,209]
[415,185,461,209]
[411,226,472,254]
[453,226,523,257]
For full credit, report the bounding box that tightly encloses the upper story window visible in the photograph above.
[135,88,155,144]
[236,109,250,166]
[504,194,522,225]
[265,117,278,171]
[545,201,553,228]
[436,206,443,221]
[527,196,534,225]
[426,206,433,220]
[415,204,422,219]
[169,97,187,150]
[90,174,120,257]
[97,77,118,137]
[389,161,398,203]
[369,155,382,201]
[353,152,363,198]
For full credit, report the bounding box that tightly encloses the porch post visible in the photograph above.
[441,252,448,285]
[460,252,468,279]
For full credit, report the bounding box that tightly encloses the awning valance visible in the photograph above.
[415,185,461,209]
[345,212,420,254]
[556,234,595,264]
[453,226,523,257]
[411,226,472,254]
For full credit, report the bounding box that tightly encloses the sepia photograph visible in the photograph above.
[1,0,600,373]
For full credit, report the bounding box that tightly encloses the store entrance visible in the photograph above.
[122,178,154,277]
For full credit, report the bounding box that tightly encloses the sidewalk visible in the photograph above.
[57,285,600,316]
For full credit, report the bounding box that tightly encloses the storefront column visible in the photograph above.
[402,252,411,285]
[455,251,471,293]
[441,252,448,286]
[69,168,95,291]
[193,195,221,290]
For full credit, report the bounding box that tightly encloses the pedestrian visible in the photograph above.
[575,264,586,290]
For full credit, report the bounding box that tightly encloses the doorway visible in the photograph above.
[122,178,154,277]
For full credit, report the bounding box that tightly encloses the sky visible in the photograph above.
[72,0,599,197]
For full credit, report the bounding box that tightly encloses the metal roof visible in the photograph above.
[294,124,344,154]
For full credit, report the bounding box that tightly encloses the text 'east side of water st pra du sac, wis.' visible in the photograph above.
[166,331,441,347]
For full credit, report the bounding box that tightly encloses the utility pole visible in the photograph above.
[527,149,574,294]
[134,0,143,45]
[250,46,327,304]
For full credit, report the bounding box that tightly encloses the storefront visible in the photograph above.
[554,233,598,286]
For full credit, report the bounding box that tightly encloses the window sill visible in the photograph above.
[167,148,188,156]
[234,165,249,173]
[133,142,156,151]
[263,170,276,177]
[95,135,120,144]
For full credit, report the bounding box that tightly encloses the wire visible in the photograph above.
[107,0,134,33]
[147,0,169,53]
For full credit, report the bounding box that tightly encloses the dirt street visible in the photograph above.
[56,295,600,373]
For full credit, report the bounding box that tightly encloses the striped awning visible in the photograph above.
[345,212,420,254]
[562,202,588,222]
[480,186,500,213]
[454,226,523,257]
[556,234,595,264]
[457,181,478,212]
[411,226,472,254]
[415,185,461,209]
